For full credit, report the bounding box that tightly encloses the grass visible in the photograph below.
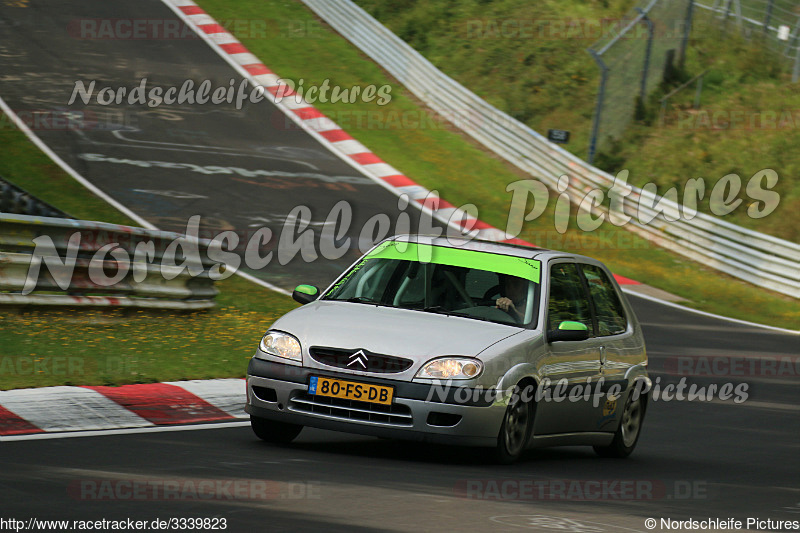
[608,14,800,242]
[195,0,799,328]
[0,275,298,390]
[0,112,299,390]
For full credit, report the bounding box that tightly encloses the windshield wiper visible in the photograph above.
[422,306,491,322]
[342,296,399,309]
[346,296,382,304]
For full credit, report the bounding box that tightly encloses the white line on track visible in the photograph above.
[623,287,800,335]
[0,421,250,442]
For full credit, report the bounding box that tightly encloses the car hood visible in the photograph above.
[271,300,523,361]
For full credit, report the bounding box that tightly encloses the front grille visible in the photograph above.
[309,347,413,374]
[289,392,413,427]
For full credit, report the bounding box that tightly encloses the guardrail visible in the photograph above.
[0,213,218,309]
[301,0,800,299]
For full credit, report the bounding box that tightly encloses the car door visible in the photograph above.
[579,262,638,432]
[534,260,604,435]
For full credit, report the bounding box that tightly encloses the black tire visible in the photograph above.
[594,392,646,458]
[250,415,303,444]
[494,388,535,464]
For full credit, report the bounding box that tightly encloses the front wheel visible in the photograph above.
[594,392,646,458]
[250,416,303,444]
[494,390,534,464]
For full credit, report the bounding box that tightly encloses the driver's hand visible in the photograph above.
[496,297,516,313]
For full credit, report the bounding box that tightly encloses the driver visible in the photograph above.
[496,275,528,323]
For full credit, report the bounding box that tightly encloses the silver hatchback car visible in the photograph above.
[246,235,649,463]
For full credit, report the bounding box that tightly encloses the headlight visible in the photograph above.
[258,331,302,362]
[416,358,483,380]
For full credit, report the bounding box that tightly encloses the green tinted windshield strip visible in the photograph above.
[366,241,540,283]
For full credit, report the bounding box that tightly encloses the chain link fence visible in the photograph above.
[587,0,693,163]
[697,0,800,81]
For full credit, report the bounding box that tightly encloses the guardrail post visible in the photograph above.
[587,49,609,165]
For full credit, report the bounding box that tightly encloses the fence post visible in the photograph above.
[587,49,608,165]
[793,41,800,83]
[694,72,705,108]
[763,0,774,33]
[732,0,743,28]
[636,8,655,101]
[680,0,694,70]
[721,0,743,28]
[723,0,733,22]
[784,16,800,55]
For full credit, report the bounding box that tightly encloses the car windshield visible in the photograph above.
[323,242,540,327]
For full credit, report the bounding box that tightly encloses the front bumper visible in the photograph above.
[246,358,506,447]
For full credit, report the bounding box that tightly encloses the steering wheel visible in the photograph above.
[485,284,522,322]
[482,284,501,301]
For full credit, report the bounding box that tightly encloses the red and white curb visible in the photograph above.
[161,0,638,285]
[0,379,246,437]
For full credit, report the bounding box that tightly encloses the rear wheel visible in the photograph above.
[250,415,303,444]
[594,392,646,458]
[494,389,534,464]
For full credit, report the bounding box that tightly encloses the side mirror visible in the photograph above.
[292,284,320,305]
[547,320,590,342]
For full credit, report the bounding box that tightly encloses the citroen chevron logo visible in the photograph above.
[347,350,369,369]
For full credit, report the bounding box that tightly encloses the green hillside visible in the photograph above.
[354,0,800,243]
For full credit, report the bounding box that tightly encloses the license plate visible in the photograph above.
[308,376,394,405]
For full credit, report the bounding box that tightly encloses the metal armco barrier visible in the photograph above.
[0,213,218,309]
[302,0,800,299]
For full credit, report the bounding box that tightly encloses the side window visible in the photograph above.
[547,263,592,332]
[581,264,628,336]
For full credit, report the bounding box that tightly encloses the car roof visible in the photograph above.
[386,234,598,264]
